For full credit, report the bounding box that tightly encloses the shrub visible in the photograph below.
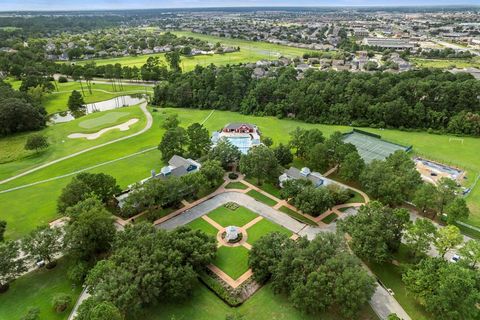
[199,272,242,307]
[224,202,239,210]
[68,261,90,284]
[58,76,68,83]
[52,293,72,313]
[21,307,40,320]
[228,172,239,180]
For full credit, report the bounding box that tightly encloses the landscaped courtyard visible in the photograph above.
[187,203,293,282]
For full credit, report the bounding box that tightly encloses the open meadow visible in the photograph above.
[410,56,480,69]
[1,106,480,239]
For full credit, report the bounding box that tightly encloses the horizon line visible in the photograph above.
[1,4,479,13]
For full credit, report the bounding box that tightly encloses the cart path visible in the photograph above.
[0,101,151,186]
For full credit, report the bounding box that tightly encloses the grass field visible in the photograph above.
[213,246,250,279]
[278,206,318,226]
[2,107,480,240]
[246,218,292,244]
[143,280,379,320]
[367,245,431,320]
[245,178,283,199]
[246,190,278,207]
[411,57,480,69]
[225,181,249,190]
[207,206,258,228]
[0,104,146,166]
[322,213,339,224]
[0,258,81,320]
[187,217,219,236]
[74,31,310,69]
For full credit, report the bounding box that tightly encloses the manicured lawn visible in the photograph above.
[366,245,431,320]
[207,206,258,228]
[321,213,338,224]
[246,178,283,198]
[246,189,278,207]
[347,189,366,204]
[78,111,131,129]
[0,258,81,320]
[278,206,318,226]
[187,217,219,236]
[225,181,248,190]
[246,218,292,244]
[143,280,379,320]
[0,104,146,166]
[213,246,250,280]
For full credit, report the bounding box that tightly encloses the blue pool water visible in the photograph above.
[227,137,252,154]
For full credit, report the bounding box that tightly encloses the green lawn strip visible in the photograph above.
[245,178,282,198]
[246,189,278,207]
[213,246,250,280]
[187,217,219,236]
[207,206,258,228]
[78,111,131,129]
[278,205,318,226]
[224,181,248,190]
[143,280,378,320]
[246,218,292,244]
[347,189,365,203]
[366,245,431,320]
[0,257,81,320]
[321,213,339,224]
[338,207,353,213]
[410,57,480,69]
[455,222,480,240]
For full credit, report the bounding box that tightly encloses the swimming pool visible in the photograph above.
[227,136,252,154]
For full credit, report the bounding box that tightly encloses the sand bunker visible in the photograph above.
[68,118,139,140]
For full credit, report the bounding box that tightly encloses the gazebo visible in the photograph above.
[225,226,239,241]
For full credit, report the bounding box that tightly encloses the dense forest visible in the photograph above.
[153,65,480,135]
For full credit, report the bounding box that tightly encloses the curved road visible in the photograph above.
[0,101,152,185]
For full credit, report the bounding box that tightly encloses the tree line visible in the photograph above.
[152,65,480,135]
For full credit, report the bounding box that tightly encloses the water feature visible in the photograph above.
[49,95,145,124]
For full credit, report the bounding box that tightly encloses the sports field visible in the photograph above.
[342,130,411,163]
[410,57,480,69]
[1,107,480,239]
[74,31,311,69]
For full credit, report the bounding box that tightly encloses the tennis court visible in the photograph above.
[342,129,412,163]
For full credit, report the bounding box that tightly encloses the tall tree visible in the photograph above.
[208,138,242,169]
[239,145,280,185]
[459,240,480,269]
[273,143,293,167]
[413,183,438,215]
[434,225,463,258]
[339,201,410,263]
[158,127,187,162]
[339,151,365,181]
[22,225,63,268]
[57,172,121,213]
[444,197,470,224]
[0,241,26,292]
[186,123,211,159]
[63,198,116,261]
[165,51,181,72]
[67,90,86,116]
[403,257,480,320]
[436,178,458,215]
[404,218,437,259]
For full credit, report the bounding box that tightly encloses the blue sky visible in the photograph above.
[0,0,478,11]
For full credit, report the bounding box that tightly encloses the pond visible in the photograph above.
[49,95,145,124]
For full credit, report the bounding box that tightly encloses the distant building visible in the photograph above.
[354,28,370,38]
[211,123,261,154]
[363,37,415,50]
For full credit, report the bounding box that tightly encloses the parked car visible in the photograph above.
[450,254,460,263]
[36,259,45,268]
